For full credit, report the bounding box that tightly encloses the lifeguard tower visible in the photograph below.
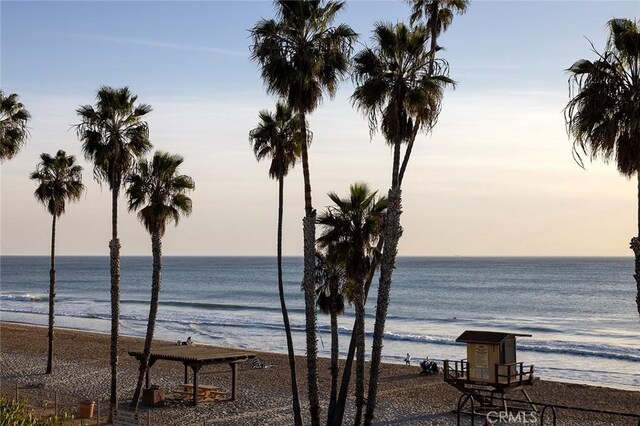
[443,330,536,412]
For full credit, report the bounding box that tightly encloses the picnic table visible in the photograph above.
[128,345,255,406]
[173,383,229,403]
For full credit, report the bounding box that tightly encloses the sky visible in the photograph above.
[1,0,639,257]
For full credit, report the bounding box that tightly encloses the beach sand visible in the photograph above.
[1,322,638,425]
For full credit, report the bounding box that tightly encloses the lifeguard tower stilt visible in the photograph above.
[443,330,536,414]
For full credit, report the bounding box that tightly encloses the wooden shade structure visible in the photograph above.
[129,345,255,406]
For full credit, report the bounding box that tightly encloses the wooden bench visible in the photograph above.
[172,384,229,402]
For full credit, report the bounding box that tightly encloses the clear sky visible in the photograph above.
[1,0,639,256]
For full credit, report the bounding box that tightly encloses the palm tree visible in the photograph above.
[249,102,304,425]
[0,91,31,161]
[127,152,194,410]
[250,2,357,423]
[403,0,469,177]
[314,249,347,422]
[30,151,84,374]
[565,18,640,318]
[76,86,152,412]
[351,23,455,425]
[407,0,470,73]
[317,183,386,425]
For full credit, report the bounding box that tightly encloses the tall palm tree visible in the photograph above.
[76,86,152,412]
[403,0,469,178]
[250,2,357,423]
[30,150,84,374]
[317,183,386,426]
[351,23,455,425]
[565,18,640,318]
[249,102,305,425]
[127,152,194,410]
[407,0,470,73]
[314,249,347,422]
[0,91,31,161]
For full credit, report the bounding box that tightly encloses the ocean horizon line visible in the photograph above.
[0,254,634,259]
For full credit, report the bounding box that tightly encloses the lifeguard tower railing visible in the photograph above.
[444,359,535,389]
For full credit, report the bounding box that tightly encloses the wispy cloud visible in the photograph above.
[70,33,246,57]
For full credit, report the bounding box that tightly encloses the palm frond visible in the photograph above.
[249,101,304,180]
[30,150,85,217]
[250,0,357,114]
[126,151,195,236]
[565,18,640,177]
[0,91,31,161]
[351,22,455,146]
[317,183,387,287]
[76,86,153,191]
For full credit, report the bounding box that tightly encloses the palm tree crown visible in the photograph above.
[0,91,31,161]
[352,23,455,148]
[565,18,640,177]
[408,0,470,38]
[315,249,347,315]
[317,183,387,282]
[30,150,85,216]
[126,152,195,236]
[250,0,358,115]
[249,102,305,179]
[76,86,153,192]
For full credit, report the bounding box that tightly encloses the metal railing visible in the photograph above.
[456,392,640,426]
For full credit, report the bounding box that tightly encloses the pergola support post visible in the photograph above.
[191,364,202,406]
[230,362,238,401]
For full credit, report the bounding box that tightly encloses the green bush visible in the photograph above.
[0,398,73,426]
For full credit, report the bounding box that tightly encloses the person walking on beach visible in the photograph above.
[405,353,411,366]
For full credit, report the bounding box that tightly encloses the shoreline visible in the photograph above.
[2,318,639,393]
[2,322,639,425]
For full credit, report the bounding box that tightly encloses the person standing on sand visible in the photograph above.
[405,353,411,366]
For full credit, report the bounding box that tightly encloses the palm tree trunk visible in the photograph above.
[353,279,366,426]
[46,215,57,375]
[109,189,121,414]
[327,300,339,422]
[278,177,303,426]
[428,1,439,76]
[633,172,640,319]
[332,246,382,426]
[300,114,320,425]
[130,230,162,410]
[333,317,358,426]
[364,185,403,426]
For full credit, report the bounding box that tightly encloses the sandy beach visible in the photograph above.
[1,322,638,425]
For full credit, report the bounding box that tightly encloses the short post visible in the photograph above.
[230,362,238,401]
[54,391,58,416]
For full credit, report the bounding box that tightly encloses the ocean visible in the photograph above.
[1,256,638,391]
